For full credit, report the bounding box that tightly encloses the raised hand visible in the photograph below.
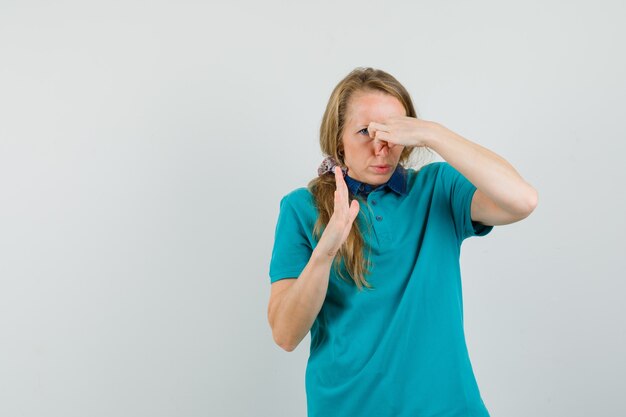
[318,166,360,257]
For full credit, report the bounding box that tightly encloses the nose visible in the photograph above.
[374,140,392,156]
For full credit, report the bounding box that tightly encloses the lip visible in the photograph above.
[371,164,391,174]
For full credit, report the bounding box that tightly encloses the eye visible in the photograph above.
[358,128,369,135]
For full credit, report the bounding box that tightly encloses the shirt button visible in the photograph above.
[376,215,383,221]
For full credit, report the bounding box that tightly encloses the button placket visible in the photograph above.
[368,192,392,245]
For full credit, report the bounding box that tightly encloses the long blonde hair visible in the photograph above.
[307,67,434,291]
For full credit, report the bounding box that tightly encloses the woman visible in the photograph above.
[267,67,538,417]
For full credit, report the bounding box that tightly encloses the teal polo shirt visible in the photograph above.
[269,161,494,417]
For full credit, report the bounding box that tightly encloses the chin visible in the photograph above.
[367,174,389,185]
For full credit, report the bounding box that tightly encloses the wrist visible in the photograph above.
[312,243,338,264]
[424,121,445,148]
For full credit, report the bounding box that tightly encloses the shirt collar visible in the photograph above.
[344,164,408,197]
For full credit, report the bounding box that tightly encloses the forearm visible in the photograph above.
[272,247,335,351]
[425,122,538,214]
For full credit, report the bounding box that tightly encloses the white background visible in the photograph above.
[1,1,624,416]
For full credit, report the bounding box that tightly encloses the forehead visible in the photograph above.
[346,90,406,124]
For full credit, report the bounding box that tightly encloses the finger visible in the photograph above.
[375,130,391,142]
[369,121,388,135]
[334,166,348,197]
[349,199,360,223]
[334,167,348,212]
[373,139,385,154]
[367,124,376,138]
[333,189,345,217]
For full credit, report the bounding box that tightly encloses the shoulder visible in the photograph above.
[281,187,313,204]
[404,161,447,182]
[279,187,317,214]
[400,162,455,196]
[275,187,319,237]
[419,161,448,172]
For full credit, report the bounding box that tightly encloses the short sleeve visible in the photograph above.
[268,193,314,283]
[437,162,494,243]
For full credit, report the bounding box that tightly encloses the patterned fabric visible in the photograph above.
[317,156,348,177]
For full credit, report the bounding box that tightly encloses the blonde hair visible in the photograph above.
[306,67,434,291]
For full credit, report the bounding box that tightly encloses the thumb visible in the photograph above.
[348,199,360,223]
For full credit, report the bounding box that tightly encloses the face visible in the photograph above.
[341,89,406,185]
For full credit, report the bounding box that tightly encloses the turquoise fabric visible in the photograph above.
[269,161,494,417]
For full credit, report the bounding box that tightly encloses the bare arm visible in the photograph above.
[269,248,335,351]
[268,166,359,352]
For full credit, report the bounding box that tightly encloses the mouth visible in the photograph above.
[371,164,392,174]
